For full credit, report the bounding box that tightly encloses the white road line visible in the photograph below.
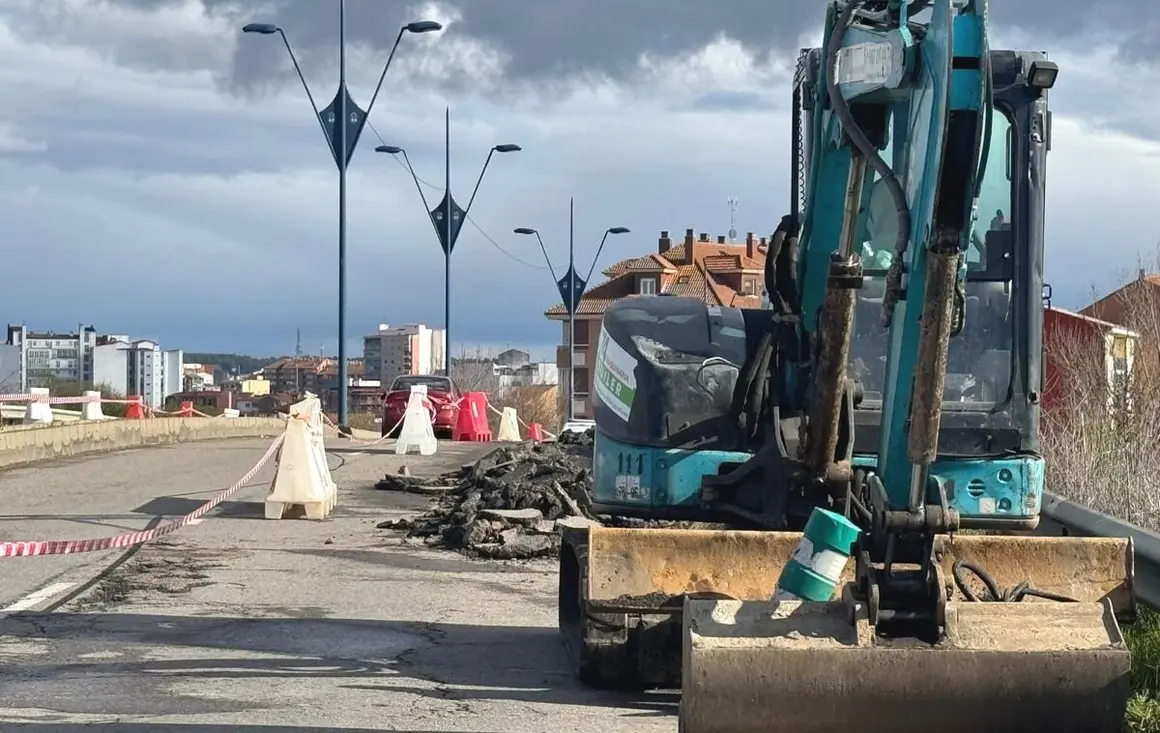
[187,518,203,526]
[2,582,78,613]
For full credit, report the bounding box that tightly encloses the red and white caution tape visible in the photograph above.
[320,412,400,447]
[0,393,104,405]
[0,393,153,407]
[0,433,286,558]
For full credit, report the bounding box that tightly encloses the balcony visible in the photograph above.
[555,345,588,368]
[571,392,591,419]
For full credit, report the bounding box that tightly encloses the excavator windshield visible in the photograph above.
[851,107,1016,409]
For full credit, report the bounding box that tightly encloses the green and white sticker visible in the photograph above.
[594,325,637,420]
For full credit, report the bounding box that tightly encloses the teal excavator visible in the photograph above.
[557,1,1136,731]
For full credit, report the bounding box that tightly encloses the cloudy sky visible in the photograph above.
[0,0,1157,360]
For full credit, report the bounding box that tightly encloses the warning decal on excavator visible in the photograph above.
[835,41,893,85]
[594,325,636,420]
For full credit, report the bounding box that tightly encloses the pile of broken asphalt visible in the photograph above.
[375,428,677,559]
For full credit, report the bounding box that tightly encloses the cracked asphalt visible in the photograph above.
[0,438,678,732]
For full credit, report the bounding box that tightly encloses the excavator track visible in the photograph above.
[558,525,680,689]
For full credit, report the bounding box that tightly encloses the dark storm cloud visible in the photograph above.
[13,0,1148,93]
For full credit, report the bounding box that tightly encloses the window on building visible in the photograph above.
[1112,335,1131,374]
[639,277,657,295]
[573,367,589,392]
[572,321,589,346]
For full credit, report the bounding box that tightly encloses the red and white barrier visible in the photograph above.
[23,388,52,426]
[396,385,437,456]
[495,406,520,442]
[0,388,254,424]
[266,394,336,520]
[80,390,106,421]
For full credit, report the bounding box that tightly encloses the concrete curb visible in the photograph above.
[0,417,287,470]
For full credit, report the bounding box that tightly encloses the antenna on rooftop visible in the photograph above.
[727,197,739,242]
[295,327,302,357]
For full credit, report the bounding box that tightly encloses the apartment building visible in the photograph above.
[0,343,19,393]
[544,228,769,418]
[182,363,216,391]
[90,338,184,408]
[4,325,182,406]
[5,325,99,389]
[260,357,334,396]
[363,323,446,385]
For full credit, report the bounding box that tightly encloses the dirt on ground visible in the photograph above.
[375,429,688,559]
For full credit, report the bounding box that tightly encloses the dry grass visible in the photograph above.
[1039,281,1160,731]
[39,378,130,418]
[1042,287,1160,527]
[347,411,379,433]
[451,347,563,434]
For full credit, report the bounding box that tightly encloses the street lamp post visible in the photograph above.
[376,111,520,376]
[242,3,442,430]
[515,198,629,420]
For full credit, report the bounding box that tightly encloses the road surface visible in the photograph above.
[0,437,678,732]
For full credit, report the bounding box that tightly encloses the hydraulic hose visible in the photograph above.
[823,1,911,328]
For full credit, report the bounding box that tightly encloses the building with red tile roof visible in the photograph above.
[544,228,769,418]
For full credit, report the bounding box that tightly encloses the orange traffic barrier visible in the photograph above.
[178,401,195,417]
[527,423,544,442]
[126,395,146,420]
[453,392,492,442]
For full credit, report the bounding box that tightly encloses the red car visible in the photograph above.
[381,374,462,439]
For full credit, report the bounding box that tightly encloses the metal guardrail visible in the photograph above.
[1041,490,1160,610]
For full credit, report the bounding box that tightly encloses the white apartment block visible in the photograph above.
[6,325,99,389]
[496,361,559,396]
[363,323,446,386]
[5,325,182,408]
[92,339,183,409]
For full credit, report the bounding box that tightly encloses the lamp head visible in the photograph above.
[242,23,279,34]
[405,20,443,33]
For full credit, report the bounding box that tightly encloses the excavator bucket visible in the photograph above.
[679,533,1135,733]
[568,526,1134,732]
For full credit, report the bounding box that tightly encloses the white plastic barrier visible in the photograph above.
[265,395,337,520]
[496,406,521,442]
[81,390,106,421]
[395,385,437,456]
[23,387,53,425]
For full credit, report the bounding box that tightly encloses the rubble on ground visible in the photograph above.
[375,440,599,559]
[556,426,595,446]
[376,434,689,559]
